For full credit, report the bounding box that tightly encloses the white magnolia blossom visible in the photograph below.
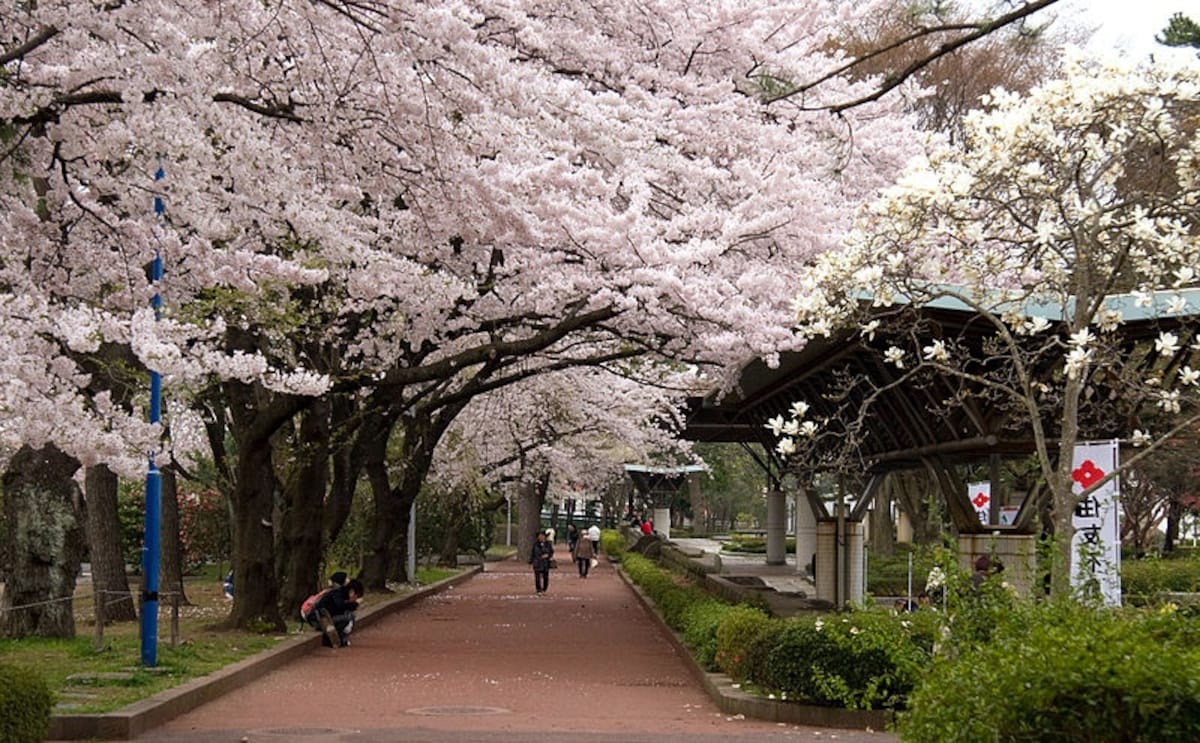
[776,437,797,457]
[884,346,905,368]
[799,420,819,437]
[860,319,880,341]
[1155,332,1181,356]
[1097,309,1123,332]
[1131,429,1153,447]
[923,339,950,362]
[765,415,786,436]
[1025,315,1052,335]
[1179,367,1200,386]
[1069,328,1094,348]
[790,400,810,418]
[1157,390,1182,414]
[1166,295,1188,315]
[1065,347,1092,379]
[1172,267,1195,286]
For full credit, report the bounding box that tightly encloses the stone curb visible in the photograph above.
[48,566,483,741]
[614,561,895,732]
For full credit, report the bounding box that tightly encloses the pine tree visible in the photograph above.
[1156,13,1200,52]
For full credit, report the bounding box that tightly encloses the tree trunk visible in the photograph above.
[1164,497,1183,553]
[361,408,459,590]
[516,474,550,564]
[323,395,364,549]
[1,445,85,638]
[159,464,190,606]
[870,483,896,557]
[275,400,331,620]
[227,435,285,631]
[83,465,138,623]
[361,443,405,591]
[437,491,471,567]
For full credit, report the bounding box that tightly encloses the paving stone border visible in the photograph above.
[614,561,895,732]
[47,567,482,741]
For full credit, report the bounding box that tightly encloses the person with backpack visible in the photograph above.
[303,574,362,648]
[299,571,348,625]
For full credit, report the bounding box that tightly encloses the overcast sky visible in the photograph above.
[1062,0,1194,59]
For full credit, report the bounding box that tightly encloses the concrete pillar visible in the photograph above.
[815,520,836,604]
[815,516,866,607]
[958,533,1038,595]
[653,507,671,541]
[845,520,865,606]
[765,489,786,565]
[795,494,817,576]
[896,510,914,544]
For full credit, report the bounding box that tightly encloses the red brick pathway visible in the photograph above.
[130,558,898,743]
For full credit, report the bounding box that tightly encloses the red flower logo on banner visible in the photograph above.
[972,491,990,508]
[1072,460,1105,489]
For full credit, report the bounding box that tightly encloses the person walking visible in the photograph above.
[572,529,595,578]
[586,523,601,556]
[565,523,580,555]
[529,530,555,595]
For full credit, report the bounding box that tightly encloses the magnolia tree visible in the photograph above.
[3,0,928,627]
[430,363,695,560]
[777,54,1200,595]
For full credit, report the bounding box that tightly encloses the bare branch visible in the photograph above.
[0,25,59,66]
[769,0,1063,113]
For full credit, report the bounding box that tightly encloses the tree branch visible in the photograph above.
[0,25,59,66]
[770,0,1063,113]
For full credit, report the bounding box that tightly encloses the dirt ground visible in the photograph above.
[121,557,899,743]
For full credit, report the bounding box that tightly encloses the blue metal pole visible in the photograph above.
[141,165,166,667]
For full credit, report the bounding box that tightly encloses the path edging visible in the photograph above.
[614,562,894,732]
[47,566,482,741]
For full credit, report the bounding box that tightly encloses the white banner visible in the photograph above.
[1070,441,1122,606]
[968,481,991,525]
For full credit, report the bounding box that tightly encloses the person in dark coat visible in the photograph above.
[306,578,364,648]
[529,530,554,595]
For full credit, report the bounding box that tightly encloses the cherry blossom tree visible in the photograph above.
[3,0,929,627]
[429,363,695,559]
[781,53,1200,596]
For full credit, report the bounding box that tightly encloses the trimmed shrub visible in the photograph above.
[746,610,936,710]
[680,599,736,670]
[0,662,52,743]
[898,600,1200,742]
[1122,552,1200,604]
[657,583,700,628]
[714,605,775,682]
[620,545,935,711]
[599,529,626,560]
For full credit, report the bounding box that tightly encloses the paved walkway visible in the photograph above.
[119,558,896,743]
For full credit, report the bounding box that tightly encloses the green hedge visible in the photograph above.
[599,529,627,561]
[622,543,1200,730]
[1122,553,1200,602]
[714,605,775,682]
[620,551,929,710]
[898,600,1200,742]
[0,663,52,743]
[744,610,938,710]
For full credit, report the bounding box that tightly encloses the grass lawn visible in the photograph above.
[0,566,461,714]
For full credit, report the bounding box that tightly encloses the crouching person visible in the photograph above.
[305,578,364,648]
